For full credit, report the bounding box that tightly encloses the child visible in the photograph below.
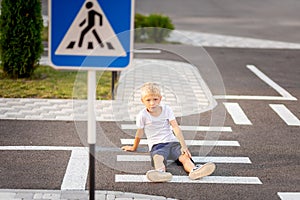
[122,82,216,182]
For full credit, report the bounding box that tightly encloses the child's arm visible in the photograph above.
[170,119,192,158]
[121,128,144,152]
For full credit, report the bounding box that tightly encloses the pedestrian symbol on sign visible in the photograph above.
[55,0,126,57]
[78,2,103,48]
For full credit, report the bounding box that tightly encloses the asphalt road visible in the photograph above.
[135,0,300,43]
[1,0,300,199]
[1,47,300,199]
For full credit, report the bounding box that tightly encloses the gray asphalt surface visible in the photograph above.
[1,47,300,199]
[135,0,300,43]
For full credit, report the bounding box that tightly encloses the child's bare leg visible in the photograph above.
[179,153,216,180]
[178,153,195,173]
[146,154,172,182]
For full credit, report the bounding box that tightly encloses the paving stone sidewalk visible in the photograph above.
[0,59,216,122]
[167,30,300,49]
[0,189,177,200]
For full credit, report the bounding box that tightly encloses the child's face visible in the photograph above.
[141,94,162,113]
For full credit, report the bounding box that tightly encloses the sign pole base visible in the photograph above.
[111,71,117,100]
[89,144,95,200]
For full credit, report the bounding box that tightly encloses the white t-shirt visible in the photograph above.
[136,105,179,151]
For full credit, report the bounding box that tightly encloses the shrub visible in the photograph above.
[134,13,147,42]
[134,13,175,43]
[0,0,43,78]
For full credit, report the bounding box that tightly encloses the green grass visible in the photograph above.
[0,65,112,100]
[0,26,111,100]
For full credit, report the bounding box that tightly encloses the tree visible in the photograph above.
[0,0,43,78]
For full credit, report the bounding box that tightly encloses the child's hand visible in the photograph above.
[181,147,192,158]
[121,145,135,152]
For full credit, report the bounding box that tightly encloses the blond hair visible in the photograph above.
[140,82,161,98]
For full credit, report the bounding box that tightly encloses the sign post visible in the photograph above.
[88,70,96,199]
[49,0,134,199]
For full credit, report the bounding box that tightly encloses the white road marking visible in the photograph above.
[270,104,300,126]
[121,124,232,132]
[223,102,252,125]
[121,139,240,147]
[0,146,86,151]
[115,175,262,184]
[278,192,300,200]
[214,95,297,101]
[191,156,251,163]
[133,49,161,54]
[179,126,232,132]
[61,149,89,190]
[214,64,297,101]
[247,65,297,100]
[0,146,89,191]
[117,155,252,164]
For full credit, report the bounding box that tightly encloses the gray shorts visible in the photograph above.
[150,142,182,167]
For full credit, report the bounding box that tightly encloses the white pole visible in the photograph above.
[88,70,96,144]
[87,70,96,200]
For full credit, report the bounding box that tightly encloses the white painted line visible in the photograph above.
[270,104,300,126]
[278,192,300,200]
[0,146,87,151]
[117,155,151,162]
[121,124,232,132]
[133,49,161,54]
[179,126,232,132]
[115,175,262,184]
[120,124,136,129]
[117,155,252,164]
[223,102,252,125]
[121,139,240,147]
[61,149,89,190]
[192,156,251,163]
[247,65,297,100]
[214,95,297,101]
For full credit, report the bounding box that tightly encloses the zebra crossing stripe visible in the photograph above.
[61,149,89,190]
[278,192,300,200]
[121,124,232,132]
[115,175,262,184]
[179,126,232,132]
[121,139,240,147]
[214,95,297,101]
[270,104,300,126]
[117,155,252,164]
[0,146,89,191]
[223,102,252,125]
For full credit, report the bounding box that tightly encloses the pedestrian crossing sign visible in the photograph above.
[49,0,134,70]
